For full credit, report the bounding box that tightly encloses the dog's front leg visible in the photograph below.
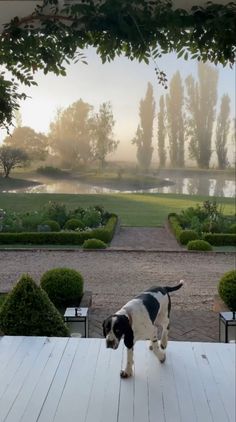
[120,347,133,378]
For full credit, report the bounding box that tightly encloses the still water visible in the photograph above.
[12,174,235,197]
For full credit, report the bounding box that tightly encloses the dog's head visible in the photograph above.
[102,314,133,350]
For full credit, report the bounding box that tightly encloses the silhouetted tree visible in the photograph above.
[4,126,48,161]
[48,99,93,168]
[157,95,166,168]
[185,62,218,168]
[0,146,28,178]
[132,82,155,172]
[215,94,231,169]
[166,71,185,167]
[91,102,118,169]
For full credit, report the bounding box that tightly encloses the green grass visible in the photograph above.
[0,192,235,227]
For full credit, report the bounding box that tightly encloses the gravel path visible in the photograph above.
[0,250,234,312]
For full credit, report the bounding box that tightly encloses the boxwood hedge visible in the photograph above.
[0,214,118,245]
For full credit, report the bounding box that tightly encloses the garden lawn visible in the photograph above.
[0,193,234,227]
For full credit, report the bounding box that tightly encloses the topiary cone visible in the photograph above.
[0,274,70,336]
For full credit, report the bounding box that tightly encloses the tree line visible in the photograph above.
[0,62,234,177]
[134,62,234,171]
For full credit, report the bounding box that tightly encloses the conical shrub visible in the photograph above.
[0,274,69,336]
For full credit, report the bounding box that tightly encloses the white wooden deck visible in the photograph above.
[0,337,235,422]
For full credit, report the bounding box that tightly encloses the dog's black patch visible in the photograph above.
[102,317,112,337]
[136,293,160,323]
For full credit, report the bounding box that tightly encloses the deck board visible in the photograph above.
[0,337,234,422]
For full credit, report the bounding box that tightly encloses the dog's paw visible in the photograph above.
[149,344,153,351]
[159,353,166,364]
[120,369,132,378]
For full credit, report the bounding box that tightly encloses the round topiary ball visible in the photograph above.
[40,268,84,307]
[187,239,213,251]
[83,238,107,249]
[64,218,85,230]
[41,219,60,232]
[218,270,236,311]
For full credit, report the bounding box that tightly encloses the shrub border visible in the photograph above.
[0,214,118,245]
[168,213,236,247]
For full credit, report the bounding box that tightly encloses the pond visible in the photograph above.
[8,173,235,197]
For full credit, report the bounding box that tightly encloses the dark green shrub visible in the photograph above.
[218,270,236,311]
[202,220,221,233]
[43,201,67,227]
[40,268,84,307]
[0,274,69,336]
[36,166,68,177]
[203,233,236,246]
[230,223,236,234]
[179,230,198,245]
[41,219,60,232]
[82,208,102,228]
[21,213,43,231]
[92,214,117,243]
[83,238,107,249]
[64,218,85,230]
[187,239,213,251]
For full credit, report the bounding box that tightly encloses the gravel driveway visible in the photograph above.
[0,250,234,312]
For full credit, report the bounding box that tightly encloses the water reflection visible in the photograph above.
[9,175,235,197]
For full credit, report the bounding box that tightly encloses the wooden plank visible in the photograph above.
[0,336,46,422]
[53,339,101,422]
[203,343,235,422]
[168,342,197,422]
[192,342,230,422]
[173,342,213,422]
[20,337,69,422]
[5,337,61,422]
[117,343,135,422]
[37,338,79,422]
[133,341,149,422]
[0,336,24,374]
[147,346,165,422]
[0,337,37,400]
[100,342,123,422]
[85,341,117,422]
[158,343,182,422]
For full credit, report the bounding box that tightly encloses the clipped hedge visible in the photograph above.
[41,219,61,232]
[203,233,236,246]
[179,230,199,245]
[64,218,85,230]
[0,274,69,336]
[187,239,213,251]
[218,270,236,311]
[0,214,118,245]
[168,215,183,240]
[40,268,84,307]
[83,238,107,249]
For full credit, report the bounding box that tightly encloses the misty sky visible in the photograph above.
[1,47,235,161]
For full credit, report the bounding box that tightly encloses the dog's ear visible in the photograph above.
[121,316,134,349]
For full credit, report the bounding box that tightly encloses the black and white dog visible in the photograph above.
[103,281,184,378]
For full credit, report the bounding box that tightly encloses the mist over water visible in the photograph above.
[10,174,235,197]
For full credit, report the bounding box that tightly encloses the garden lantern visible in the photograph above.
[64,307,89,338]
[219,311,236,343]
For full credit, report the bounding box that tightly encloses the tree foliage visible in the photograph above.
[157,95,166,168]
[91,102,118,169]
[0,146,28,178]
[185,62,218,168]
[133,82,155,171]
[0,0,235,130]
[166,71,185,167]
[48,100,93,167]
[215,94,231,169]
[3,126,48,161]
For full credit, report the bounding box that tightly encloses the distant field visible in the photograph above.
[0,193,234,227]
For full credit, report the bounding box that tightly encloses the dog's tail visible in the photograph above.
[165,280,184,293]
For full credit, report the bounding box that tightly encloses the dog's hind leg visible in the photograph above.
[160,317,170,350]
[149,328,166,363]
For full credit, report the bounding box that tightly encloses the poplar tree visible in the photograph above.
[132,82,155,172]
[166,71,185,167]
[215,94,231,169]
[185,62,218,168]
[157,95,166,168]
